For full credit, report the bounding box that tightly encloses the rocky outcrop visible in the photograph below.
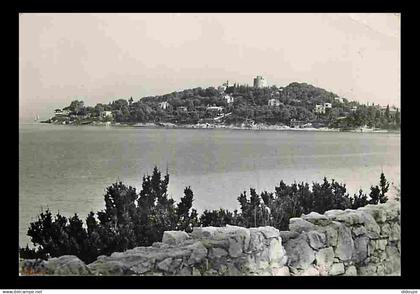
[19,201,400,276]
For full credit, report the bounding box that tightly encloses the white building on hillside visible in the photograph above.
[335,97,344,103]
[159,101,170,110]
[224,94,234,104]
[315,104,325,114]
[268,98,281,107]
[101,111,113,118]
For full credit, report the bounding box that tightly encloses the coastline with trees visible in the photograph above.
[42,81,400,133]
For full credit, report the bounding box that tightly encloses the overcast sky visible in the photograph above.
[19,13,400,121]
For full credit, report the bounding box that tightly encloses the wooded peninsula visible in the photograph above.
[43,81,400,132]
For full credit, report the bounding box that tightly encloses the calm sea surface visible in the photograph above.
[19,123,400,246]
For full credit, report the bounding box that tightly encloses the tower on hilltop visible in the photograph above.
[253,76,268,88]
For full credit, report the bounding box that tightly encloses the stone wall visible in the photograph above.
[281,201,400,276]
[20,226,288,276]
[19,201,400,276]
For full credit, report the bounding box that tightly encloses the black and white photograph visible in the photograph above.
[18,13,401,279]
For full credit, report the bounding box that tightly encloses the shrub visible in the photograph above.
[26,167,198,263]
[202,173,388,231]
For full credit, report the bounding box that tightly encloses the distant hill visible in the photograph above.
[46,82,400,130]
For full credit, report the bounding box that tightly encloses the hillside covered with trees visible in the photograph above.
[45,82,400,130]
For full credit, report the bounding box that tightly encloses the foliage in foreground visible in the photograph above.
[20,168,390,263]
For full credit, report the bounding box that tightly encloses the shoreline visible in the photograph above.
[37,121,400,134]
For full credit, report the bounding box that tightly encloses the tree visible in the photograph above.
[385,105,390,122]
[68,100,85,114]
[369,185,381,205]
[96,182,138,254]
[25,167,199,263]
[94,104,105,117]
[27,210,70,258]
[368,172,390,204]
[379,172,389,203]
[351,189,369,209]
[176,187,197,232]
[199,209,238,227]
[66,214,88,257]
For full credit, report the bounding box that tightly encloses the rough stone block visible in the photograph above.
[344,265,357,276]
[88,259,132,276]
[384,201,400,221]
[300,265,320,276]
[390,223,400,241]
[334,223,354,261]
[45,255,91,276]
[162,231,190,245]
[352,236,369,264]
[279,231,300,243]
[352,226,367,237]
[268,238,284,264]
[226,262,241,276]
[335,213,356,225]
[226,225,252,251]
[177,266,192,276]
[289,218,316,233]
[191,226,250,251]
[380,223,391,237]
[209,247,228,259]
[233,255,255,273]
[358,264,378,276]
[255,248,270,269]
[249,229,265,251]
[315,223,339,247]
[329,263,345,275]
[157,257,173,272]
[315,247,334,269]
[284,235,315,270]
[272,266,290,276]
[188,242,208,265]
[190,227,219,239]
[130,260,154,274]
[368,239,376,256]
[358,205,387,223]
[324,209,344,219]
[302,211,332,226]
[385,245,400,263]
[228,237,243,258]
[217,264,228,275]
[377,239,388,251]
[192,267,201,276]
[376,264,385,275]
[307,231,327,250]
[256,226,280,239]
